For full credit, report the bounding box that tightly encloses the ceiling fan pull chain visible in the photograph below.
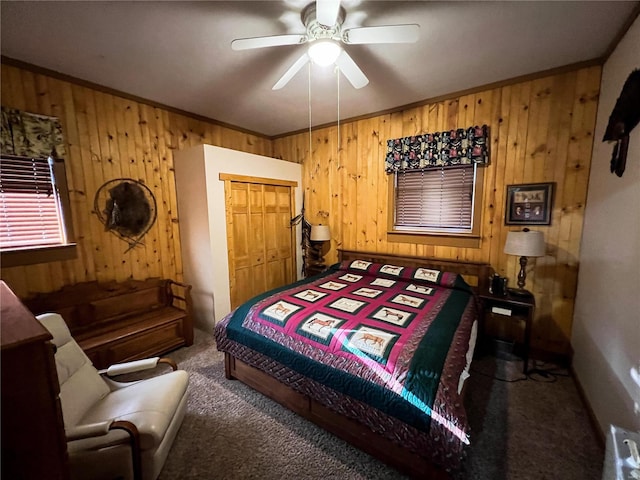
[337,65,341,169]
[308,61,313,164]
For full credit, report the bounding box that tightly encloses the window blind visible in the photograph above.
[395,166,474,231]
[0,155,64,249]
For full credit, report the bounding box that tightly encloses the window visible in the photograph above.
[0,154,76,266]
[389,164,483,247]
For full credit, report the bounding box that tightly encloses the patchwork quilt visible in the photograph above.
[215,259,478,472]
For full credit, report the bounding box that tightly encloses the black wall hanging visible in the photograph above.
[94,178,157,252]
[603,69,640,177]
[290,193,311,277]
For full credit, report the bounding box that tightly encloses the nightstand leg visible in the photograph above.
[523,312,533,375]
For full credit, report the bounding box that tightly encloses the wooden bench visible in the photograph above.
[24,278,193,369]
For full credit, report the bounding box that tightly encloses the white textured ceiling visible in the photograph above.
[1,1,637,137]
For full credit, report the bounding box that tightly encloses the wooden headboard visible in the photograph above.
[338,249,492,293]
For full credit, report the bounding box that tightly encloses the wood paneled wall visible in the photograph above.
[1,61,601,356]
[0,63,272,299]
[272,66,601,356]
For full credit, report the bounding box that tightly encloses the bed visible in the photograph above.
[214,249,491,479]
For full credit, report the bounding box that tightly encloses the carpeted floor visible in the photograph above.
[157,329,603,479]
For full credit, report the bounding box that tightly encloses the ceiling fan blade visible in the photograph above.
[343,24,420,44]
[316,0,341,27]
[335,50,369,89]
[273,53,310,90]
[232,34,306,51]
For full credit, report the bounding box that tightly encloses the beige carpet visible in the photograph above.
[157,329,603,479]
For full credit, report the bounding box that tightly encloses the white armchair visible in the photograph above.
[37,313,189,480]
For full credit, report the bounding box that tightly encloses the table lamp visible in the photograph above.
[504,229,545,296]
[309,224,331,265]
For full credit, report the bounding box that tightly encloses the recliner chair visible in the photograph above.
[37,313,189,480]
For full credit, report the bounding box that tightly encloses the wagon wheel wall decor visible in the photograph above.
[94,178,157,252]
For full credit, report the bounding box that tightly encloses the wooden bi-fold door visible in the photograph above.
[221,174,297,310]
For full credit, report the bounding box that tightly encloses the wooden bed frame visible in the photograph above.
[223,249,492,479]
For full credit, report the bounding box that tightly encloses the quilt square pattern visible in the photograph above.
[352,287,384,298]
[243,260,463,381]
[297,313,346,345]
[413,267,441,283]
[343,325,399,365]
[260,300,303,325]
[380,264,405,276]
[406,283,434,295]
[369,305,415,326]
[370,278,396,288]
[328,297,367,315]
[293,289,328,303]
[319,280,348,291]
[339,273,363,282]
[349,259,373,271]
[390,293,426,309]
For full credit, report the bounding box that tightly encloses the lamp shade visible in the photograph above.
[310,224,331,242]
[504,230,545,257]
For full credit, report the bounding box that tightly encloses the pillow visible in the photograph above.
[339,259,466,288]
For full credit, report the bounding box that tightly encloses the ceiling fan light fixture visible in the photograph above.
[308,40,342,66]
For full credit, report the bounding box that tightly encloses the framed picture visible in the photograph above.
[505,182,555,225]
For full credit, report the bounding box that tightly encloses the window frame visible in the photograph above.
[0,155,77,267]
[387,164,484,248]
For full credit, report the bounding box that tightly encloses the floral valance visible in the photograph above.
[1,107,66,159]
[385,125,489,173]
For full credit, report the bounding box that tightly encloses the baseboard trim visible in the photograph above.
[569,365,606,449]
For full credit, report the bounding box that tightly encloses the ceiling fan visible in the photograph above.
[231,0,420,90]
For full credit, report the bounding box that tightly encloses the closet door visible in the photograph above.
[221,174,296,309]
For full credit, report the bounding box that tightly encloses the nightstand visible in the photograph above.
[305,263,327,278]
[478,289,535,374]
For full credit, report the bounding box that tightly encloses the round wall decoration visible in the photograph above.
[94,178,157,252]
